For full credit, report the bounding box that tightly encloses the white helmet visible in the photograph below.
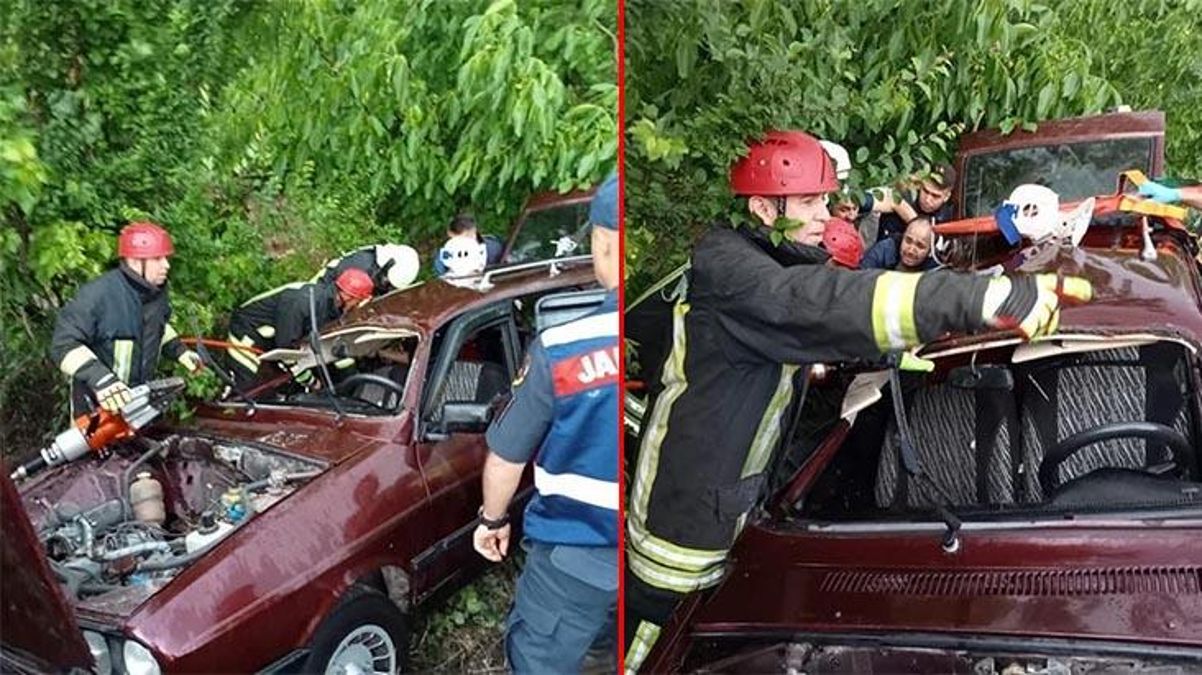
[375,244,420,289]
[1004,184,1061,242]
[819,140,852,181]
[438,237,487,277]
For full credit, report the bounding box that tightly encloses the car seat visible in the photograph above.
[875,375,1019,510]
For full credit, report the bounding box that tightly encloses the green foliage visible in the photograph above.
[1051,0,1202,179]
[0,0,614,456]
[411,558,518,671]
[625,0,1201,293]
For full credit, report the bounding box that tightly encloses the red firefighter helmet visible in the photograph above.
[117,222,174,258]
[822,218,863,269]
[730,130,839,197]
[334,268,374,301]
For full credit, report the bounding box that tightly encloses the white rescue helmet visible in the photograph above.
[375,243,420,289]
[819,140,852,181]
[439,237,487,277]
[1005,184,1061,242]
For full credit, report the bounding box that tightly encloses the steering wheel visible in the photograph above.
[1038,422,1192,495]
[333,373,406,411]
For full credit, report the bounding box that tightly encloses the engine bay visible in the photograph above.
[18,434,323,602]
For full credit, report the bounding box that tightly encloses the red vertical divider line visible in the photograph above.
[616,0,628,670]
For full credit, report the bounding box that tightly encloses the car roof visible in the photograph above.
[924,227,1202,353]
[334,258,597,335]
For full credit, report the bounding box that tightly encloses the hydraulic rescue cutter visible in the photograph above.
[9,377,186,482]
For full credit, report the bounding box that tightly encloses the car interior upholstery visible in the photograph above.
[802,342,1200,519]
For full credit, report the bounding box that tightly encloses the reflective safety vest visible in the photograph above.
[524,294,620,547]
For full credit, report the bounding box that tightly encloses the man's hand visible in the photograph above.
[94,376,133,412]
[178,350,205,374]
[473,522,511,562]
[1138,179,1183,204]
[983,274,1093,339]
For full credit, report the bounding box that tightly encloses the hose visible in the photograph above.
[243,470,321,492]
[135,518,250,572]
[95,541,172,561]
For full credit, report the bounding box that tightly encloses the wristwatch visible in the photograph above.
[478,506,509,530]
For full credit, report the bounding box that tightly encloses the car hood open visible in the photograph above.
[0,471,92,670]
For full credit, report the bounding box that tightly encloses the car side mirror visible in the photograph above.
[948,364,1014,391]
[441,401,494,433]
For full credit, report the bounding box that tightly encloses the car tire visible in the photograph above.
[302,587,410,675]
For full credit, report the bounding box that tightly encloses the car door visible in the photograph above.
[953,109,1166,218]
[410,301,520,595]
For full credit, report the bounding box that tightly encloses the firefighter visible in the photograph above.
[225,268,374,385]
[51,222,203,416]
[472,173,619,673]
[311,243,421,295]
[623,130,1093,672]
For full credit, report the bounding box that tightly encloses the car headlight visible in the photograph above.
[122,640,161,675]
[82,631,112,675]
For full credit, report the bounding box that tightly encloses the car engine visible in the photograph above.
[19,434,323,600]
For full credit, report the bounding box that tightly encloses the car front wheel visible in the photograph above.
[303,589,409,675]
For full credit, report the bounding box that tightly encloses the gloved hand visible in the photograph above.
[178,350,205,374]
[1138,179,1183,204]
[94,375,133,412]
[982,274,1093,340]
[288,363,314,386]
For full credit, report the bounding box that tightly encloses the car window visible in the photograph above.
[961,137,1154,217]
[506,202,591,263]
[791,343,1199,522]
[427,321,512,422]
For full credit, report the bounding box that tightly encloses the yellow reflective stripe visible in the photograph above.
[240,282,306,308]
[741,365,797,478]
[257,325,276,339]
[627,516,727,569]
[161,323,179,347]
[629,302,737,574]
[871,272,921,351]
[112,340,134,382]
[625,621,663,675]
[630,302,689,527]
[627,545,725,593]
[59,345,99,377]
[227,334,260,373]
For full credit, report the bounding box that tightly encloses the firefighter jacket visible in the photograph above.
[228,281,340,354]
[50,264,184,411]
[313,246,388,295]
[486,291,619,547]
[627,223,994,594]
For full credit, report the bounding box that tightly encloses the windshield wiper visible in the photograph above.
[887,353,963,552]
[308,286,345,423]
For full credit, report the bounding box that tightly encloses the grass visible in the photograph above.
[409,557,520,673]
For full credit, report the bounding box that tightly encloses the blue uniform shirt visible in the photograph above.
[486,290,619,547]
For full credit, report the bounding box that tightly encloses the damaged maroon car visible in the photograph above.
[2,245,601,672]
[630,111,1202,673]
